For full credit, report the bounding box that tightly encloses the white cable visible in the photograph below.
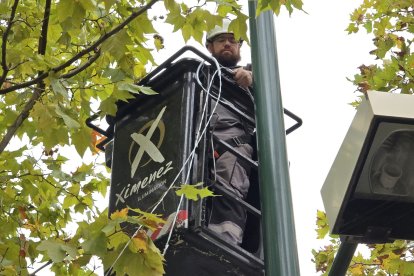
[149,57,222,213]
[161,62,214,255]
[211,135,217,181]
[161,194,184,256]
[105,56,223,274]
[161,59,223,255]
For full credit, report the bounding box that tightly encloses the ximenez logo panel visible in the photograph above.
[109,83,194,238]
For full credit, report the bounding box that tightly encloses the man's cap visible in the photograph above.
[205,19,232,43]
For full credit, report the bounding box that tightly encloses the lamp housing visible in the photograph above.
[321,91,414,243]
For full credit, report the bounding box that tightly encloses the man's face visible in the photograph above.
[207,33,241,67]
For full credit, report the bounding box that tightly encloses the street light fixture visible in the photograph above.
[321,91,414,243]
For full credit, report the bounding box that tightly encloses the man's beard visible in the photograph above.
[213,51,241,67]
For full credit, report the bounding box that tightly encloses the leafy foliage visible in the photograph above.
[0,0,302,275]
[314,212,414,276]
[346,0,414,107]
[256,0,304,16]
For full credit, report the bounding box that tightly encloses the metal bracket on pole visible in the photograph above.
[328,239,358,276]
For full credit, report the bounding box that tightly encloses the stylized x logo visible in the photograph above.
[130,107,166,178]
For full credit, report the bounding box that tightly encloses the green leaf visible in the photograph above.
[62,196,78,209]
[42,126,67,149]
[217,5,232,17]
[117,82,142,94]
[103,0,117,11]
[346,23,359,34]
[181,24,192,42]
[134,63,146,79]
[154,36,164,51]
[137,85,158,95]
[130,12,156,38]
[402,261,414,275]
[37,240,76,263]
[363,21,373,33]
[164,0,178,11]
[82,231,107,256]
[56,0,74,22]
[117,82,158,95]
[78,0,95,11]
[229,17,249,44]
[270,0,283,14]
[175,183,216,201]
[291,0,304,11]
[165,10,185,32]
[315,210,330,239]
[101,29,130,60]
[256,0,273,16]
[108,231,131,250]
[112,236,164,276]
[50,78,69,98]
[71,127,92,156]
[101,220,118,235]
[128,208,166,228]
[31,102,55,130]
[61,244,78,260]
[100,96,118,116]
[376,36,394,58]
[69,2,86,31]
[102,68,126,82]
[55,105,80,129]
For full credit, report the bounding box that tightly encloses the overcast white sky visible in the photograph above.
[151,0,374,274]
[275,0,373,273]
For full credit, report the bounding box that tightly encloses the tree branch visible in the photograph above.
[29,260,52,276]
[0,0,158,95]
[40,174,96,216]
[0,0,158,156]
[0,0,51,155]
[0,72,49,94]
[0,0,20,88]
[0,88,42,154]
[0,248,9,264]
[61,49,101,79]
[38,0,51,56]
[34,0,51,96]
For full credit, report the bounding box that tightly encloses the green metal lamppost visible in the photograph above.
[248,2,301,275]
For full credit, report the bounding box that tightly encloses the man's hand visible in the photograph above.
[233,68,253,89]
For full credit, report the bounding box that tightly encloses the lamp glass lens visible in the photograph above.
[370,130,414,196]
[355,122,414,201]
